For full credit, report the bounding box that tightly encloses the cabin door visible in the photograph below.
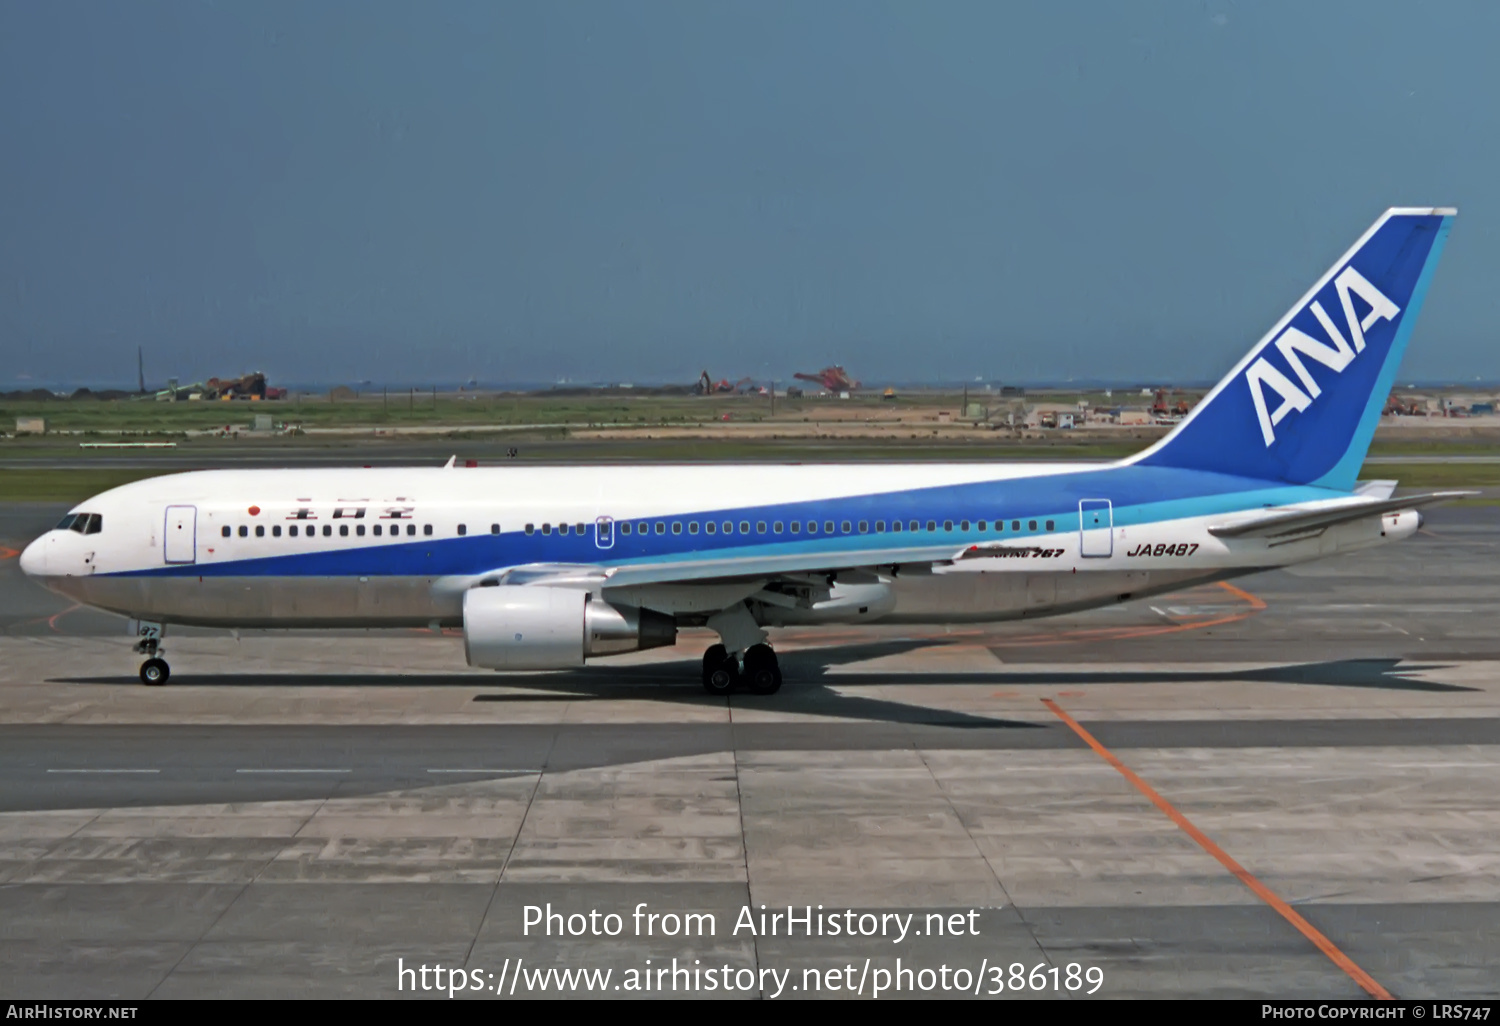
[163,505,197,564]
[1078,499,1113,558]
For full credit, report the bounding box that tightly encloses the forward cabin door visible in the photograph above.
[1078,499,1112,558]
[594,516,614,550]
[163,505,197,564]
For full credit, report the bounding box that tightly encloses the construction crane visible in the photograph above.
[793,366,860,392]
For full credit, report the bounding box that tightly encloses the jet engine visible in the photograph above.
[463,586,676,670]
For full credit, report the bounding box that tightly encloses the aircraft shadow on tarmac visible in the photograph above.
[53,638,1476,734]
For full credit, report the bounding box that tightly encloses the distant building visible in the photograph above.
[15,417,45,435]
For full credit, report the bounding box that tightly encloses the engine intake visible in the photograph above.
[463,586,676,670]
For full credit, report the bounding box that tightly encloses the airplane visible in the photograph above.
[20,208,1463,692]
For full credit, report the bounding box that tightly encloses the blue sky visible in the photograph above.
[2,1,1496,387]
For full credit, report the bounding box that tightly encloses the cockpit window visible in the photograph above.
[59,513,102,534]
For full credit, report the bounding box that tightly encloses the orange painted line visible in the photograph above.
[1041,698,1393,1001]
[46,603,82,633]
[1215,579,1268,610]
[0,546,19,560]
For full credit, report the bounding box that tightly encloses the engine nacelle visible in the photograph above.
[463,586,676,670]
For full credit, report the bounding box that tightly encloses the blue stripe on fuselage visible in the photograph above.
[105,463,1340,579]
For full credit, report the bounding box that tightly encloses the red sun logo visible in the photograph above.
[248,505,261,516]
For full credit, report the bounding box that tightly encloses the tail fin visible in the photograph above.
[1132,208,1455,489]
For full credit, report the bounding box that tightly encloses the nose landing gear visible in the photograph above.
[132,621,170,686]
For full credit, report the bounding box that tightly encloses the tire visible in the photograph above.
[140,658,170,686]
[743,644,781,695]
[702,644,727,683]
[703,656,738,696]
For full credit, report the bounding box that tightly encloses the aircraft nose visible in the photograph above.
[18,536,49,577]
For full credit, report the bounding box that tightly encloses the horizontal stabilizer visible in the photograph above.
[1207,491,1474,539]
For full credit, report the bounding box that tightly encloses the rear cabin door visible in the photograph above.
[163,505,197,564]
[594,516,614,550]
[1078,499,1113,558]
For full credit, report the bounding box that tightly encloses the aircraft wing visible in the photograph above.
[1206,491,1474,540]
[443,540,965,595]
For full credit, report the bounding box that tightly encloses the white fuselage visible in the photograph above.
[19,463,1417,637]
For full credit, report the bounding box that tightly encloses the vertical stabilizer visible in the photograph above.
[1130,208,1455,489]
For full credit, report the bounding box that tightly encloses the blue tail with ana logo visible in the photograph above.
[1132,208,1455,490]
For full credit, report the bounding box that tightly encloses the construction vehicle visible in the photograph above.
[882,387,897,400]
[1151,389,1192,418]
[793,366,860,392]
[695,371,737,395]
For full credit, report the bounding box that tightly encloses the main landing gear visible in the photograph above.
[700,643,782,696]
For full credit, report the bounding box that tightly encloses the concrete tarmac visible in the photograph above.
[2,503,1498,999]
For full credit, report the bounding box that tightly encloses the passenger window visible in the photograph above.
[688,522,699,535]
[890,521,901,532]
[558,523,569,536]
[238,526,248,538]
[620,523,632,535]
[1012,520,1021,531]
[740,521,751,534]
[655,523,666,535]
[356,525,365,536]
[875,521,884,533]
[339,524,349,537]
[1028,520,1037,531]
[672,523,682,535]
[837,520,849,533]
[576,523,585,535]
[824,521,834,534]
[289,525,298,537]
[977,521,986,531]
[773,522,783,533]
[856,521,866,533]
[405,524,415,536]
[323,525,332,537]
[541,524,551,535]
[806,522,816,534]
[960,520,970,531]
[372,525,381,536]
[1045,520,1055,531]
[222,526,231,538]
[273,525,281,537]
[705,522,715,534]
[790,522,800,533]
[457,524,466,536]
[909,521,919,532]
[944,520,953,531]
[926,521,936,532]
[722,521,733,534]
[491,524,500,535]
[255,525,265,538]
[756,521,766,533]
